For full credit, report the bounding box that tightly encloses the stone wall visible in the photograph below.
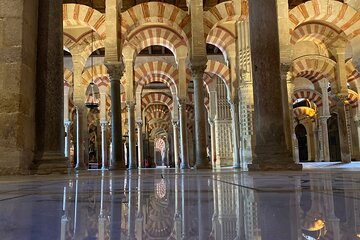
[0,0,38,174]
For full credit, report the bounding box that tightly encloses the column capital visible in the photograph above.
[105,61,125,81]
[190,64,207,78]
[177,98,187,108]
[64,120,72,127]
[136,121,143,128]
[172,120,179,128]
[126,101,136,109]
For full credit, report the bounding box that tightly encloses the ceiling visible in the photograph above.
[62,0,229,13]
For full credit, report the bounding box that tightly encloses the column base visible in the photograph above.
[195,163,212,169]
[32,152,68,174]
[128,165,138,170]
[248,162,302,171]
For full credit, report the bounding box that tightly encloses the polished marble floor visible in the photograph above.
[1,168,360,240]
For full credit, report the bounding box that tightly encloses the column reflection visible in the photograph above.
[55,171,360,240]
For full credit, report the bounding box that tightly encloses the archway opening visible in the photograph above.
[328,113,341,162]
[295,124,308,162]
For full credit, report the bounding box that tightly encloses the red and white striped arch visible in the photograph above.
[290,22,345,47]
[292,89,323,107]
[346,59,360,82]
[205,60,231,88]
[81,64,109,87]
[146,111,171,123]
[347,89,359,108]
[125,26,188,57]
[292,55,336,83]
[146,104,169,114]
[135,61,178,84]
[121,2,191,41]
[63,4,106,39]
[142,93,173,111]
[204,1,248,35]
[206,25,236,58]
[288,0,360,58]
[136,73,177,95]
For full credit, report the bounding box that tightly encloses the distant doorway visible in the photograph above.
[295,124,308,162]
[328,113,341,162]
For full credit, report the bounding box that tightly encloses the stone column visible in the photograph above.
[106,63,125,170]
[137,121,143,168]
[318,79,331,161]
[229,99,241,168]
[127,101,137,169]
[209,119,218,168]
[34,0,66,173]
[100,121,107,170]
[172,121,180,168]
[178,99,189,169]
[248,0,301,170]
[64,121,72,159]
[192,65,211,169]
[335,96,352,163]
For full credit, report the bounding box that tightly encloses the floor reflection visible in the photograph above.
[1,170,360,239]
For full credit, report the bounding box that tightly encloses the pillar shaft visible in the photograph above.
[100,121,107,170]
[106,63,125,170]
[127,102,137,169]
[230,100,241,168]
[173,121,180,168]
[137,121,143,168]
[179,99,189,169]
[248,0,301,170]
[192,66,211,169]
[337,100,352,163]
[64,121,72,160]
[34,0,66,172]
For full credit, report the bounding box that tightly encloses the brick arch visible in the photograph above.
[204,1,248,34]
[289,0,360,39]
[136,73,177,95]
[125,26,188,57]
[205,60,231,87]
[292,55,336,83]
[121,2,191,41]
[147,111,171,123]
[63,4,106,39]
[288,0,360,57]
[346,59,360,82]
[206,25,236,59]
[81,64,109,86]
[290,22,345,47]
[148,123,169,132]
[347,89,359,108]
[292,89,323,107]
[64,68,73,86]
[135,61,178,84]
[142,93,173,111]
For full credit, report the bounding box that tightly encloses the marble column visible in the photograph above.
[192,65,211,169]
[229,99,241,168]
[172,121,180,168]
[248,0,301,171]
[106,63,125,170]
[137,121,143,168]
[64,121,72,159]
[34,0,66,173]
[74,107,86,169]
[178,99,189,169]
[319,79,331,161]
[209,119,218,168]
[127,101,137,169]
[100,121,107,170]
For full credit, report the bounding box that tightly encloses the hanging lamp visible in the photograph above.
[84,0,100,109]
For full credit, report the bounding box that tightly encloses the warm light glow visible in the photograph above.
[306,219,325,231]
